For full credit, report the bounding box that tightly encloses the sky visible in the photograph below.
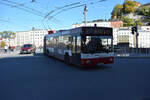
[0,0,149,32]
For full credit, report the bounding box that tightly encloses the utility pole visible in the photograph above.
[135,21,138,53]
[32,27,35,45]
[131,21,138,53]
[83,4,88,26]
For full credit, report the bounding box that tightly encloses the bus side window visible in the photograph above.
[58,36,63,49]
[67,36,72,50]
[63,35,71,50]
[49,37,53,47]
[72,37,76,53]
[77,36,81,53]
[46,38,49,47]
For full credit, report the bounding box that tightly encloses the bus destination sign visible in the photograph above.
[82,27,112,36]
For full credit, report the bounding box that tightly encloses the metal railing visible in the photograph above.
[114,48,150,57]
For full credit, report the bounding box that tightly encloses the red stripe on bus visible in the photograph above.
[81,57,114,67]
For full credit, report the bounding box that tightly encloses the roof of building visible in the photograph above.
[143,3,150,7]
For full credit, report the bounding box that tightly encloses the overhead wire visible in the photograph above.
[0,1,44,17]
[0,0,63,27]
[43,0,107,29]
[1,0,44,15]
[45,0,105,19]
[45,0,107,21]
[47,4,85,21]
[1,0,45,17]
[44,2,82,20]
[0,0,107,30]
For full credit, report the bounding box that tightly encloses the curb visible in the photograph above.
[115,56,150,59]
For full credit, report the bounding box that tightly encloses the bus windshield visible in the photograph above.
[82,36,113,54]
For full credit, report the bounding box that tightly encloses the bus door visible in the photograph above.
[71,36,81,65]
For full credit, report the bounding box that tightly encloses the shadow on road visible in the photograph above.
[76,65,112,71]
[40,53,113,71]
[0,52,113,72]
[33,52,44,57]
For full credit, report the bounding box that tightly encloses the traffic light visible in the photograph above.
[131,27,135,34]
[135,27,137,32]
[131,26,137,34]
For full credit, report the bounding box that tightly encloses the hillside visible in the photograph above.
[111,0,150,26]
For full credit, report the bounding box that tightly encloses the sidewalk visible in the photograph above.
[0,49,43,58]
[0,50,20,58]
[115,53,150,58]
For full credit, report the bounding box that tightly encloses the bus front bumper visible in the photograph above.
[81,57,114,67]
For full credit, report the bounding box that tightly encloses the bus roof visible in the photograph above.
[45,26,113,38]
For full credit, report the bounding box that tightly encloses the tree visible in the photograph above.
[111,4,123,19]
[136,6,150,16]
[122,1,140,14]
[121,16,142,27]
[136,7,150,25]
[0,41,6,47]
[111,1,140,20]
[121,16,134,26]
[0,31,16,39]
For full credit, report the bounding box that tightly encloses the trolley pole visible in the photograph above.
[83,4,88,26]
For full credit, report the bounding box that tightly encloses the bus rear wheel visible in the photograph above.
[65,55,70,65]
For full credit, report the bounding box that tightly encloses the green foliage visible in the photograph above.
[0,41,6,47]
[111,0,149,26]
[111,4,123,19]
[136,6,150,16]
[121,16,142,27]
[136,6,150,25]
[111,0,141,19]
[121,16,134,26]
[0,31,16,39]
[122,1,140,14]
[136,20,143,26]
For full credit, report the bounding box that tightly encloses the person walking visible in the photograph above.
[9,46,11,52]
[11,46,15,52]
[4,45,8,53]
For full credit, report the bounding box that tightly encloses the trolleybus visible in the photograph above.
[44,26,114,67]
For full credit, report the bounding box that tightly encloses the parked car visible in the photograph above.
[20,44,36,54]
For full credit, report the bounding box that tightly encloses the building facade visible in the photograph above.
[72,21,123,29]
[116,27,150,48]
[138,30,150,48]
[116,28,134,48]
[16,29,48,47]
[15,26,150,48]
[72,21,111,28]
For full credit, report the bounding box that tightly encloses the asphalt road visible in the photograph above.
[0,53,150,100]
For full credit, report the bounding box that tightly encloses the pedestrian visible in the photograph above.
[40,45,42,52]
[4,45,8,53]
[11,46,15,52]
[9,46,11,52]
